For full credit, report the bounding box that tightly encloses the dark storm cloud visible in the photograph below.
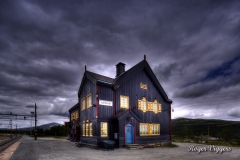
[173,82,219,98]
[153,63,181,81]
[25,105,34,108]
[228,108,240,118]
[0,0,240,127]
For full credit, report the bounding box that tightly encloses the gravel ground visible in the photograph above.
[10,136,240,160]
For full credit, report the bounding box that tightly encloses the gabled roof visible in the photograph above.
[69,102,79,112]
[78,58,172,103]
[87,71,115,84]
[114,60,172,103]
[115,109,141,122]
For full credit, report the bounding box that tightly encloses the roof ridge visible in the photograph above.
[87,71,115,80]
[114,60,144,82]
[69,102,79,111]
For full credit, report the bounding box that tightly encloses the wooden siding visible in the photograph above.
[97,85,114,119]
[116,69,171,137]
[79,78,96,122]
[76,61,171,147]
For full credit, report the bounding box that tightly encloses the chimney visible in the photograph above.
[116,62,125,77]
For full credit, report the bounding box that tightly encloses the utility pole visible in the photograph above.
[35,103,37,140]
[16,124,17,137]
[9,119,12,139]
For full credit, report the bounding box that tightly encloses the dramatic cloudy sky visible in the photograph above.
[0,0,240,128]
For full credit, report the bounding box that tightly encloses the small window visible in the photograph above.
[120,95,129,108]
[158,104,162,112]
[138,97,147,112]
[82,98,86,110]
[87,94,92,108]
[153,103,158,113]
[141,101,147,111]
[100,122,108,137]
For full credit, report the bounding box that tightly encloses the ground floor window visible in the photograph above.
[140,123,148,135]
[82,120,92,137]
[140,123,160,136]
[100,122,108,137]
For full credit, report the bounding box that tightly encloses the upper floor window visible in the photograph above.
[153,103,158,113]
[100,122,108,137]
[87,94,92,108]
[138,97,147,112]
[138,97,161,114]
[153,99,161,114]
[82,98,86,110]
[120,95,129,108]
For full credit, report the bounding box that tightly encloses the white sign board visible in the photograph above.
[99,100,113,106]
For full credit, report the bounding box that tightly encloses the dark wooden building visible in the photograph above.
[69,102,80,142]
[74,55,172,147]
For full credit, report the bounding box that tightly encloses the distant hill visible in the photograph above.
[172,118,240,137]
[19,122,62,131]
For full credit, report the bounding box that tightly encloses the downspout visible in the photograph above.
[114,89,116,117]
[96,85,98,118]
[170,104,172,141]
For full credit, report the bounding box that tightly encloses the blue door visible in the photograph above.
[125,124,134,144]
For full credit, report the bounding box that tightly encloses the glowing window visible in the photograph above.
[82,98,86,110]
[87,94,92,108]
[120,95,129,108]
[100,122,108,137]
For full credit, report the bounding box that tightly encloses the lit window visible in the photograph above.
[82,98,86,110]
[82,120,92,137]
[86,123,89,136]
[120,95,129,108]
[101,122,108,137]
[140,123,148,135]
[82,123,86,136]
[138,98,162,113]
[152,124,160,135]
[89,123,92,136]
[153,103,158,113]
[138,97,147,112]
[87,94,92,108]
[158,104,162,112]
[140,123,160,136]
[76,111,79,119]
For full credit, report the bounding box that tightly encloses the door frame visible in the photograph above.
[124,122,136,145]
